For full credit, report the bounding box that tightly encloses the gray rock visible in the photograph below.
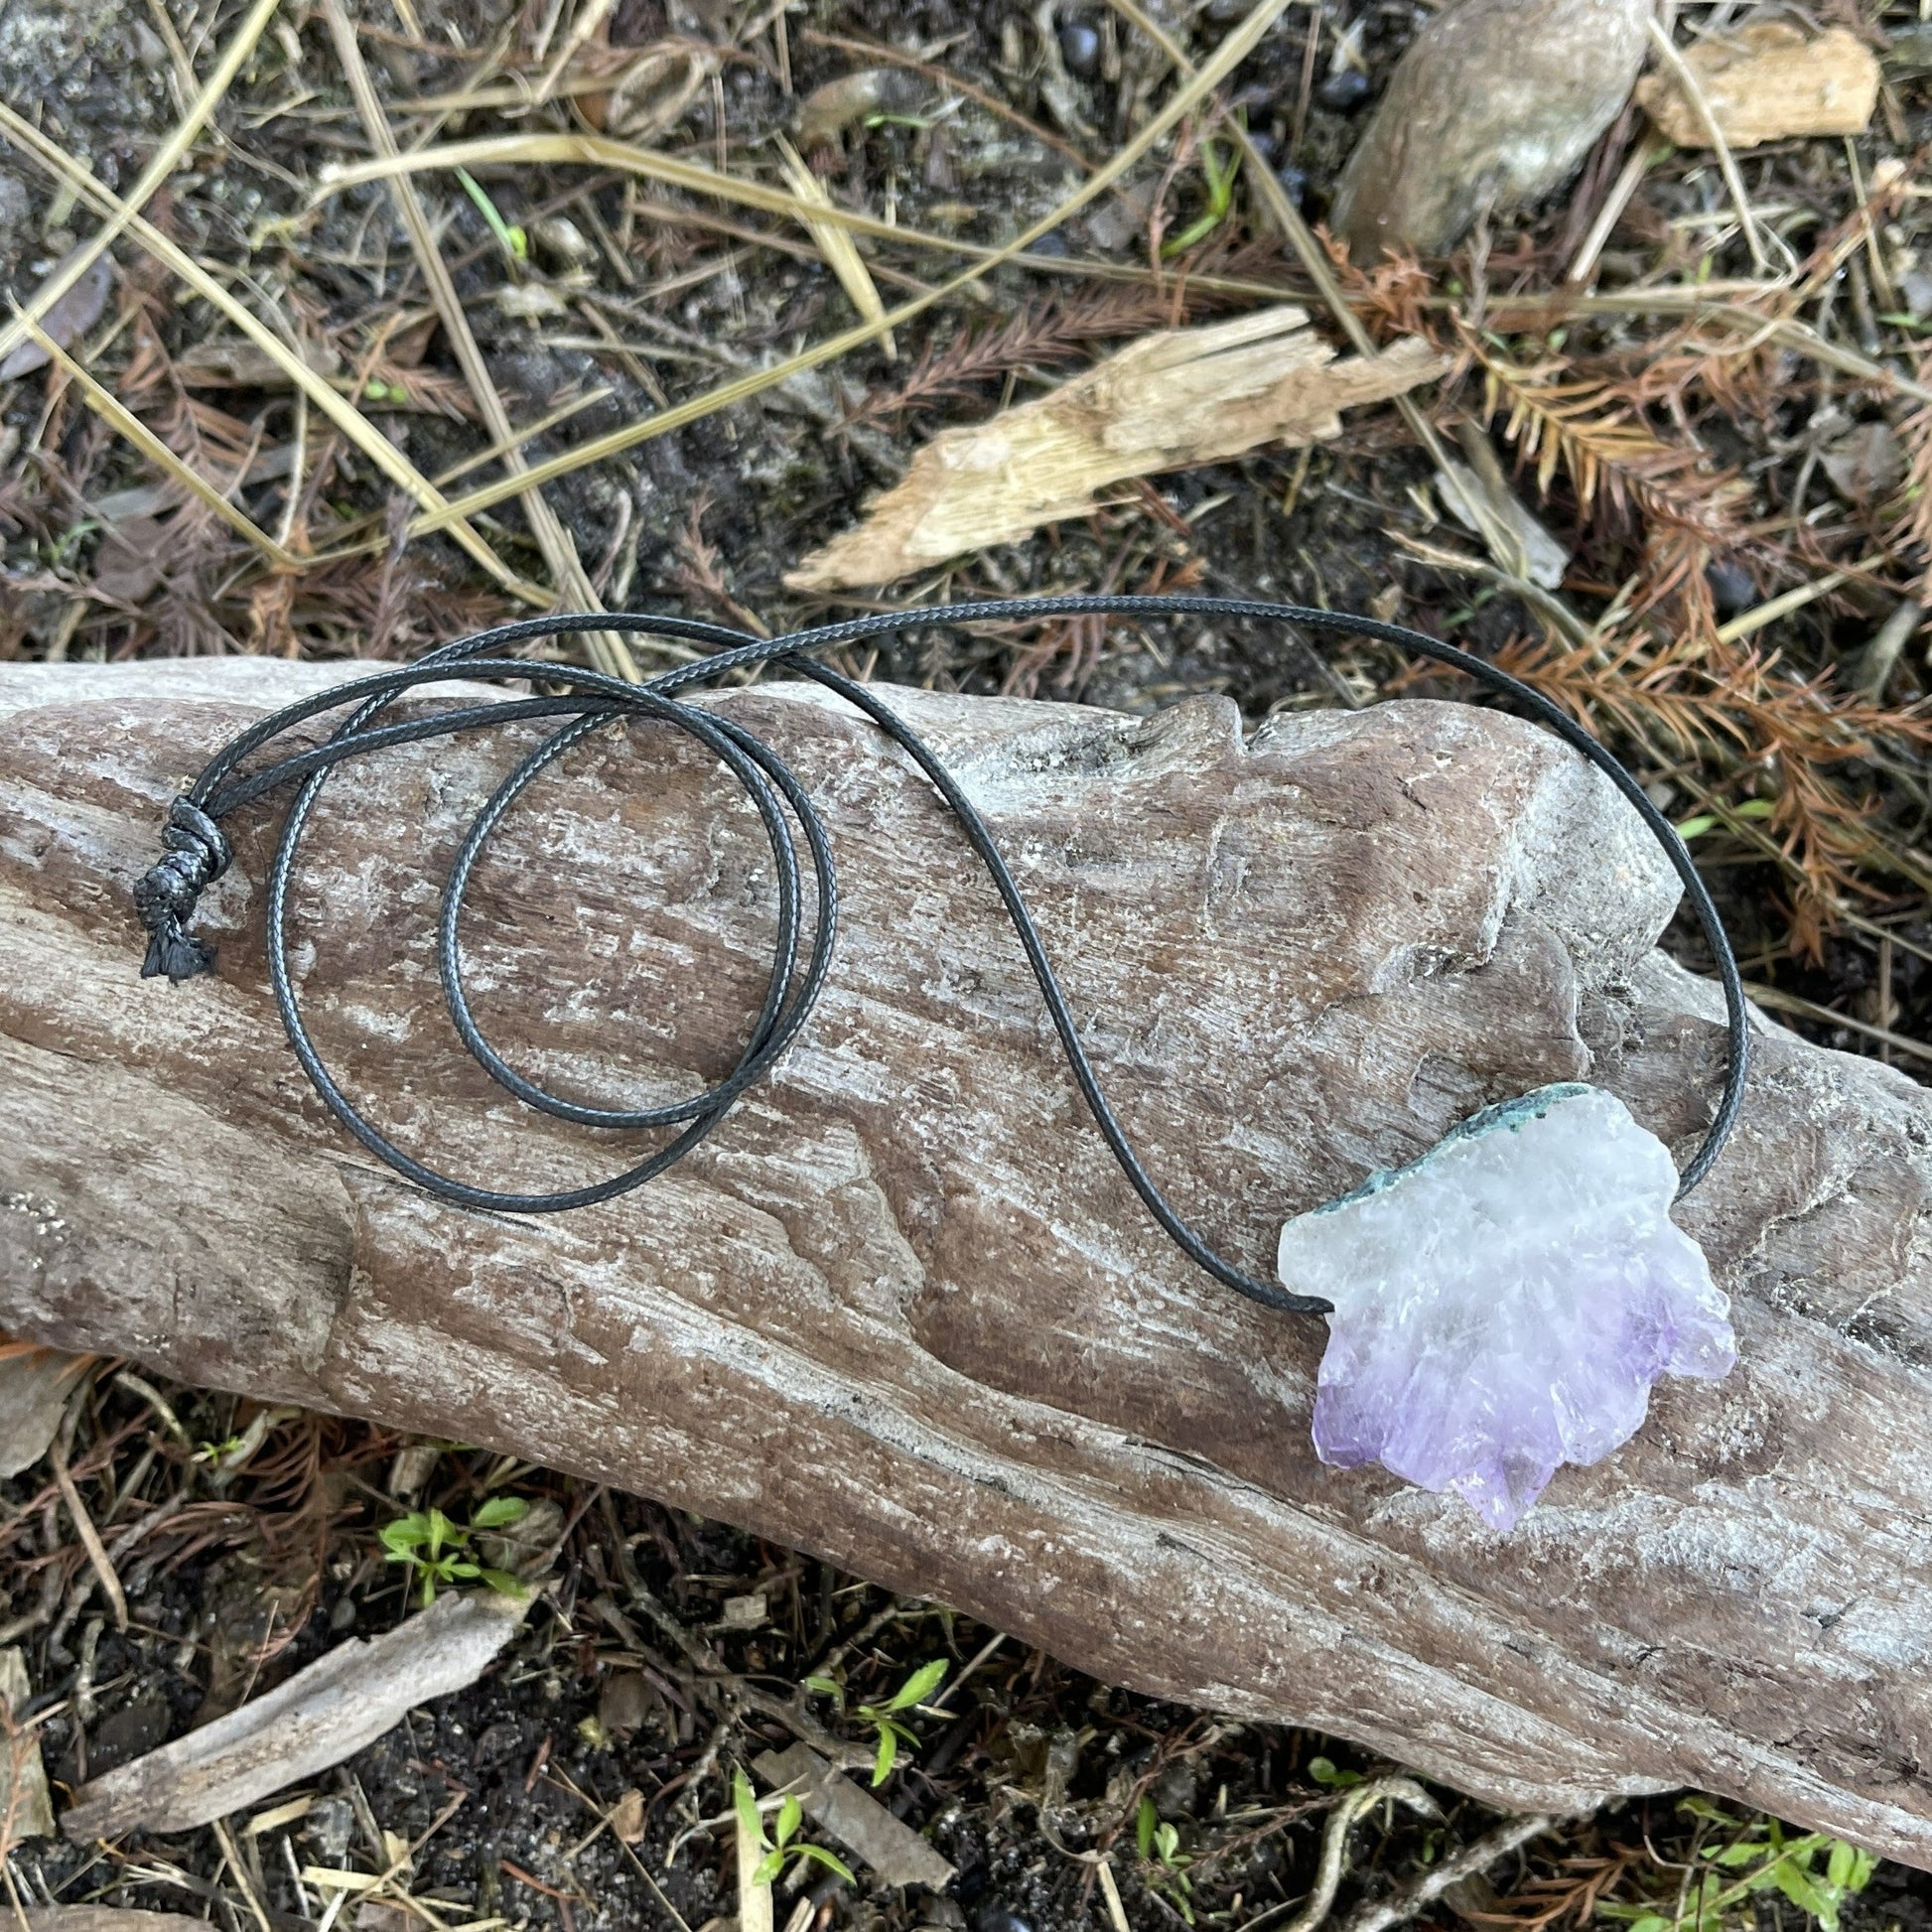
[1330,0,1652,259]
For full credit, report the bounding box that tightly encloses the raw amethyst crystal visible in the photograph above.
[1279,1083,1735,1530]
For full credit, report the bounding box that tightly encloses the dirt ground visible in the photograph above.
[5,0,1932,1928]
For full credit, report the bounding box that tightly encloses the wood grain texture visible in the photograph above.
[61,1586,527,1840]
[1635,22,1878,149]
[1,662,1929,1863]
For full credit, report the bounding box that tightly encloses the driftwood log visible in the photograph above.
[3,660,1931,1863]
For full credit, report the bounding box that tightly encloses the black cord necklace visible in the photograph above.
[135,596,1750,1323]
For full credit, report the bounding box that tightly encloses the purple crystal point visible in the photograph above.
[1281,1084,1735,1531]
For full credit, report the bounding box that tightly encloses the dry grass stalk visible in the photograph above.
[350,0,1295,546]
[0,0,281,373]
[25,323,299,569]
[319,0,634,678]
[773,136,895,360]
[787,310,1445,589]
[1641,19,1770,273]
[0,105,550,610]
[1635,22,1878,150]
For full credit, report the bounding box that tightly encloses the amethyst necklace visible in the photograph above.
[136,597,1749,1531]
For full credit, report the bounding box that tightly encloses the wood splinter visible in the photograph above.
[786,309,1446,590]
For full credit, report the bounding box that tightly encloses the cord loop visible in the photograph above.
[133,596,1751,1317]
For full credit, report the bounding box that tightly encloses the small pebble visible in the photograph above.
[1027,230,1070,257]
[1275,163,1309,208]
[1705,557,1756,616]
[1244,127,1279,163]
[1317,69,1370,110]
[1058,22,1100,76]
[969,1906,1033,1932]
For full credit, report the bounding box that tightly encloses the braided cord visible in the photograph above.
[135,596,1751,1317]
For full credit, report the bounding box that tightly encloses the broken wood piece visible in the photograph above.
[1635,21,1878,149]
[8,661,1932,1865]
[785,309,1444,588]
[61,1587,527,1841]
[2,1645,56,1841]
[0,1342,90,1480]
[755,1744,956,1891]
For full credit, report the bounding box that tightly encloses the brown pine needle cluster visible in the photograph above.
[840,283,1207,432]
[1491,629,1930,957]
[1475,349,1749,544]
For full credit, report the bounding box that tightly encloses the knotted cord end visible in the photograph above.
[134,795,231,984]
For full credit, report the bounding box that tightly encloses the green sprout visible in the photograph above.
[456,167,527,263]
[733,1769,854,1888]
[1161,139,1239,258]
[1600,1802,1876,1932]
[379,1494,529,1606]
[805,1658,949,1786]
[1306,1754,1365,1789]
[1136,1797,1195,1924]
[1675,797,1776,842]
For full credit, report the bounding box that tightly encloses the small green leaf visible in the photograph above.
[776,1795,801,1849]
[794,1844,856,1884]
[1772,1861,1833,1923]
[477,1569,527,1597]
[473,1495,530,1529]
[1675,814,1718,842]
[1307,1756,1363,1789]
[380,1515,429,1555]
[425,1507,460,1559]
[803,1675,844,1706]
[457,167,529,265]
[752,1849,784,1888]
[1834,1842,1875,1893]
[1137,1797,1157,1861]
[885,1659,948,1712]
[872,1724,898,1787]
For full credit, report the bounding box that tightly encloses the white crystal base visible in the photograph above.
[1279,1083,1735,1530]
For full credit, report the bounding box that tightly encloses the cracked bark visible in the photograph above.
[1,661,1929,1863]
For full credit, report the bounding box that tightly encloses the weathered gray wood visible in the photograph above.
[61,1585,526,1840]
[1,661,1929,1863]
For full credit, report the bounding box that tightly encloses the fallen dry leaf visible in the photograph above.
[786,308,1445,589]
[1,1646,56,1841]
[1821,421,1905,504]
[0,1344,89,1480]
[0,257,113,380]
[1635,20,1878,149]
[609,1786,646,1845]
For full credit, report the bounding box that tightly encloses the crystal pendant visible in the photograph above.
[1279,1084,1735,1530]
